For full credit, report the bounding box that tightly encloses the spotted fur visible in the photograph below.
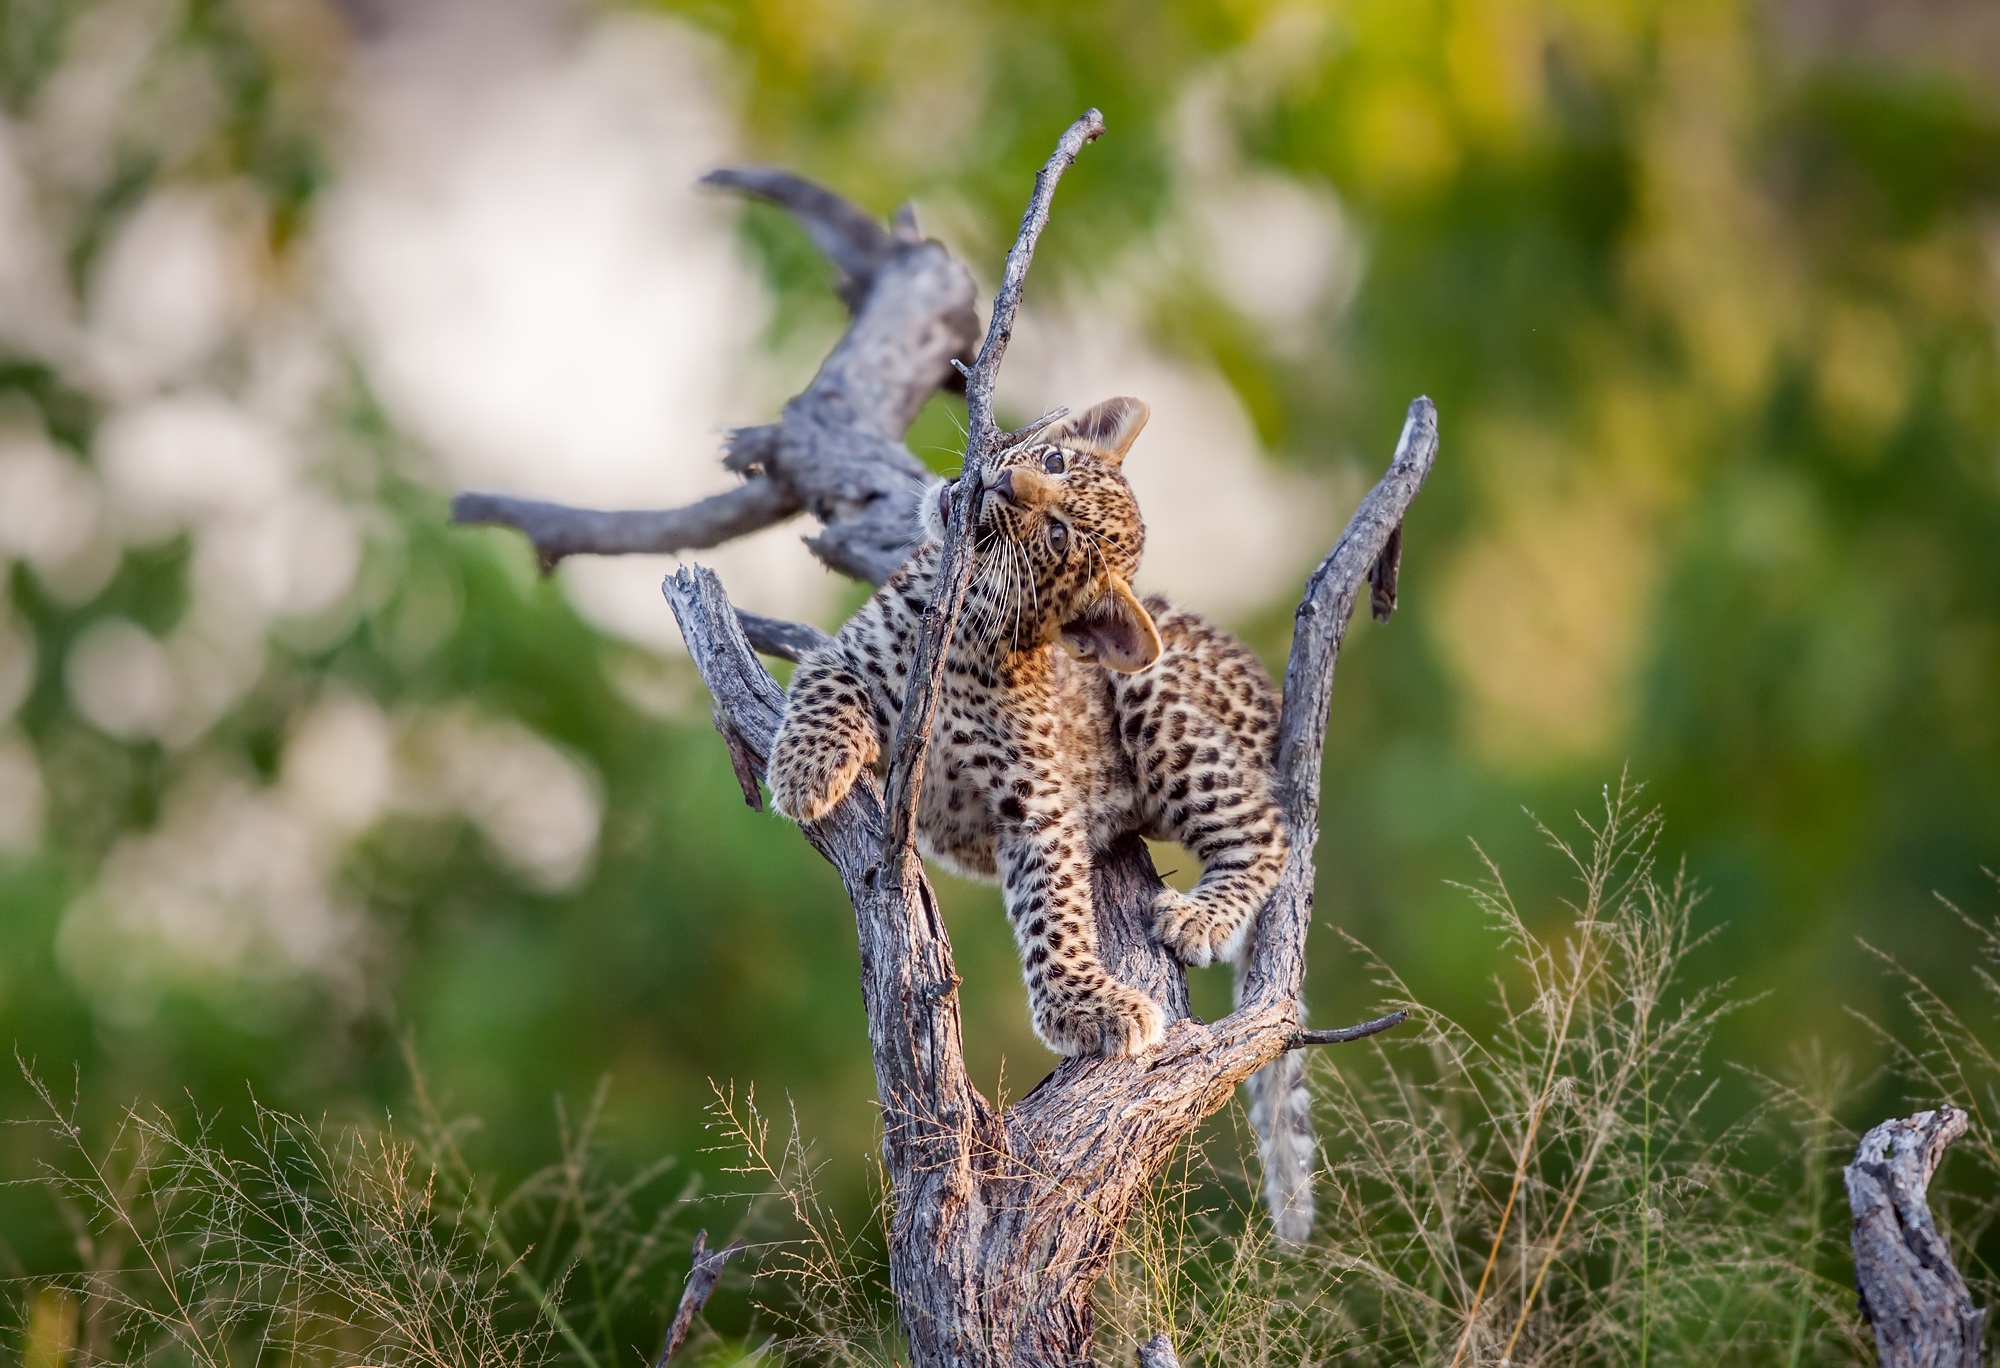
[766,397,1288,1059]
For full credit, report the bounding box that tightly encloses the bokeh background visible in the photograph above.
[2,0,1998,1313]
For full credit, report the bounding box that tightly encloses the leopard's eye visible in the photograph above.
[1046,519,1069,553]
[1042,450,1066,475]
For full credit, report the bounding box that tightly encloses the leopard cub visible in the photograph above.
[765,397,1287,1058]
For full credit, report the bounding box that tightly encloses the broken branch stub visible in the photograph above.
[654,1230,744,1368]
[1287,1009,1409,1050]
[1846,1104,1985,1368]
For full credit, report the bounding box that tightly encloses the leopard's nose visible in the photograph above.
[986,468,1020,506]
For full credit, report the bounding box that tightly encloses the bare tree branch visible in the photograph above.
[1847,1104,1985,1368]
[701,167,903,307]
[880,107,1105,861]
[452,171,977,585]
[653,1230,744,1368]
[452,481,800,572]
[1243,397,1438,1014]
[1286,1009,1410,1050]
[734,609,831,664]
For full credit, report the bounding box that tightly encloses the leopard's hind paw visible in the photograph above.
[1150,888,1253,968]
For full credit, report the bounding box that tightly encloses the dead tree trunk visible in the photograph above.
[1847,1105,1985,1368]
[456,111,1435,1366]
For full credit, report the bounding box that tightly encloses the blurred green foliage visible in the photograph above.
[2,0,1998,1355]
[670,0,2000,1119]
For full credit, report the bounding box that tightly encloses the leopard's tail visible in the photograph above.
[1238,961,1317,1246]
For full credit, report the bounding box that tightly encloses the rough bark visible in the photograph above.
[462,114,1438,1365]
[1847,1105,1985,1368]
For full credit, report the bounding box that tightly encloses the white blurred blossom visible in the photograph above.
[159,607,267,747]
[85,188,254,397]
[0,120,75,359]
[29,1,171,201]
[1173,69,1364,345]
[395,704,603,892]
[66,617,177,741]
[189,490,362,622]
[0,430,103,570]
[282,691,395,837]
[0,610,34,725]
[240,311,340,435]
[0,729,44,855]
[56,770,373,1025]
[1192,170,1359,337]
[96,391,291,544]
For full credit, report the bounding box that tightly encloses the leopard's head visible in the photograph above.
[922,396,1160,672]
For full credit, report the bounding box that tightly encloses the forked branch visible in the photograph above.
[471,110,1436,1367]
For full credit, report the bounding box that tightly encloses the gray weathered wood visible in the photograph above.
[1236,397,1436,1022]
[699,166,907,309]
[734,609,831,664]
[654,1229,744,1368]
[454,168,978,585]
[1847,1104,1985,1368]
[473,115,1435,1366]
[1288,1009,1408,1049]
[453,479,799,572]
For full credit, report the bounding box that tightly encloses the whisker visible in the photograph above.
[1012,539,1029,653]
[1023,538,1039,648]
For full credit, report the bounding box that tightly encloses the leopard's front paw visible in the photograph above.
[1150,888,1252,968]
[765,742,864,823]
[1034,983,1166,1060]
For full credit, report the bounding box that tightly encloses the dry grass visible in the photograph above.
[702,1084,899,1367]
[9,1068,697,1368]
[17,787,1972,1366]
[1094,780,1874,1367]
[1859,869,2000,1300]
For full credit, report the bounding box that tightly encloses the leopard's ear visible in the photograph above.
[1058,575,1161,673]
[1048,396,1149,465]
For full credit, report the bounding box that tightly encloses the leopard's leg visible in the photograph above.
[996,807,1164,1059]
[766,654,880,822]
[1131,711,1288,968]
